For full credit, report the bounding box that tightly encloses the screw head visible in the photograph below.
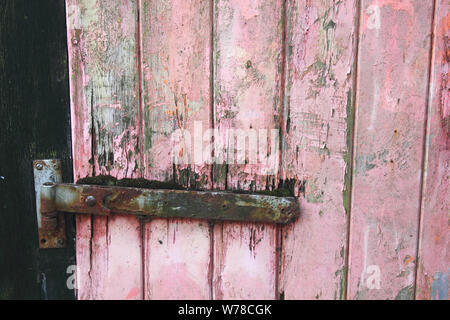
[85,196,97,207]
[35,163,43,170]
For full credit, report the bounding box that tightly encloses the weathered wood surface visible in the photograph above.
[66,0,448,300]
[212,0,284,299]
[416,0,449,301]
[139,0,213,299]
[66,0,142,299]
[280,0,358,300]
[348,0,434,300]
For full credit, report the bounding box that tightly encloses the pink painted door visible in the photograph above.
[66,0,449,300]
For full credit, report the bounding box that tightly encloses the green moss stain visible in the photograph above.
[306,179,324,203]
[336,247,348,299]
[395,285,414,300]
[283,1,294,136]
[337,89,354,300]
[334,266,348,300]
[325,19,336,30]
[143,110,153,153]
[343,89,354,216]
[301,5,342,99]
[318,144,331,157]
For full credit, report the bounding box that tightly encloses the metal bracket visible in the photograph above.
[33,159,66,249]
[34,159,300,249]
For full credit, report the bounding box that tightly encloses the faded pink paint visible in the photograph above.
[145,220,211,299]
[361,0,415,33]
[66,0,448,301]
[140,0,212,299]
[280,0,358,300]
[140,0,212,180]
[66,0,143,300]
[348,0,434,300]
[213,223,278,299]
[214,0,283,184]
[82,215,142,300]
[66,2,92,179]
[212,0,284,300]
[416,0,450,301]
[66,1,94,299]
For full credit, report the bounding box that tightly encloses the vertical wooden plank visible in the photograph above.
[348,0,433,299]
[416,0,449,301]
[140,0,212,299]
[212,0,284,299]
[66,0,143,299]
[280,0,358,300]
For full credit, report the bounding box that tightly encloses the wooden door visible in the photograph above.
[65,0,449,300]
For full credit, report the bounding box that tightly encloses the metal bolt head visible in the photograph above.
[35,163,43,170]
[85,196,97,207]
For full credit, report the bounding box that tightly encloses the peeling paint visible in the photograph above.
[395,285,414,300]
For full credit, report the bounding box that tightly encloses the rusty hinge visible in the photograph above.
[34,159,300,248]
[33,159,66,249]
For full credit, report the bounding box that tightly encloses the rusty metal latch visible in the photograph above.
[33,159,66,249]
[34,159,300,248]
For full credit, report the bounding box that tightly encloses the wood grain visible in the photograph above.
[348,0,434,300]
[66,0,143,299]
[140,0,213,299]
[212,0,284,299]
[280,0,358,300]
[416,0,449,301]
